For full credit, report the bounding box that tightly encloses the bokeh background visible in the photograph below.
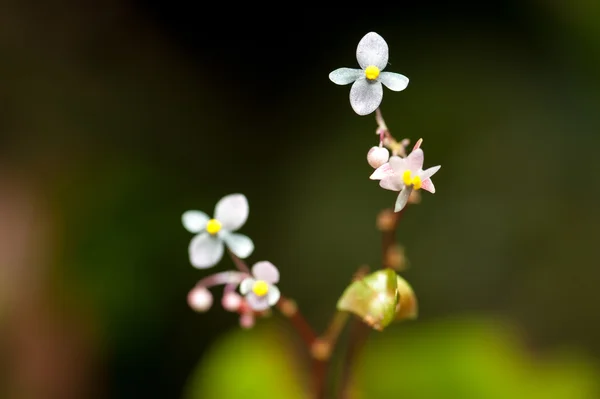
[1,1,600,398]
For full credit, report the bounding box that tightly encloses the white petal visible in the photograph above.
[356,32,389,70]
[420,178,436,193]
[350,78,383,116]
[239,278,255,295]
[420,165,441,181]
[329,68,362,85]
[380,176,403,192]
[394,187,413,212]
[251,261,280,284]
[389,156,407,173]
[182,210,209,233]
[370,162,394,180]
[379,72,409,92]
[189,233,224,269]
[222,233,254,259]
[214,194,249,231]
[246,293,270,311]
[406,149,424,171]
[267,285,281,306]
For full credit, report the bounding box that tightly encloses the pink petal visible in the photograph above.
[412,138,423,151]
[251,261,280,284]
[388,156,406,173]
[370,163,394,180]
[420,178,436,193]
[421,165,441,180]
[406,149,424,171]
[380,176,402,191]
[394,187,413,212]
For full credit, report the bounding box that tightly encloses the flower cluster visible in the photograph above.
[330,32,440,213]
[183,32,441,336]
[183,194,281,328]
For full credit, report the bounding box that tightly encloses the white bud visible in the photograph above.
[239,313,255,329]
[222,292,242,312]
[188,286,213,312]
[367,146,389,168]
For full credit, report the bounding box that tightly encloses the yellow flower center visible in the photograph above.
[402,170,422,190]
[364,65,380,80]
[206,219,222,235]
[252,280,269,297]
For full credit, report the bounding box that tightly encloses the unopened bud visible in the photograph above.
[367,146,389,168]
[408,189,421,204]
[377,208,397,232]
[386,244,407,271]
[188,286,213,312]
[311,339,332,361]
[222,292,242,312]
[239,312,255,329]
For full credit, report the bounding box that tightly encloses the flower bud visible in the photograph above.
[222,292,242,312]
[239,312,255,329]
[188,286,213,312]
[367,146,389,168]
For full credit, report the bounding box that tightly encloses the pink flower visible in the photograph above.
[239,261,281,311]
[370,147,440,212]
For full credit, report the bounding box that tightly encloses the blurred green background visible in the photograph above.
[1,1,600,398]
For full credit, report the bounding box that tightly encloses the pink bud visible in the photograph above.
[188,286,213,312]
[239,312,255,329]
[222,292,242,312]
[367,146,390,168]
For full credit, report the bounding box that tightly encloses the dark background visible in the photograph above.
[1,1,599,398]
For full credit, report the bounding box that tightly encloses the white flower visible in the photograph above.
[239,261,281,311]
[370,148,440,212]
[329,32,409,116]
[182,194,254,269]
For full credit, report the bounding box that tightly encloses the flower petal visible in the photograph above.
[420,178,436,193]
[380,176,403,192]
[222,232,254,259]
[214,193,249,231]
[239,278,255,295]
[379,71,409,92]
[182,210,209,233]
[251,261,280,284]
[406,148,424,171]
[246,293,271,311]
[189,232,224,269]
[329,68,362,85]
[267,285,281,306]
[350,78,383,116]
[356,32,389,70]
[394,187,413,212]
[370,162,394,180]
[388,156,407,173]
[420,165,441,181]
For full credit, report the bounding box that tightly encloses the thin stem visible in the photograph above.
[228,249,251,273]
[320,311,350,353]
[194,270,248,288]
[227,251,325,398]
[276,296,317,347]
[339,317,370,399]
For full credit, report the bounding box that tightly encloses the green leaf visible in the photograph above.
[349,317,600,399]
[183,322,307,399]
[337,269,399,331]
